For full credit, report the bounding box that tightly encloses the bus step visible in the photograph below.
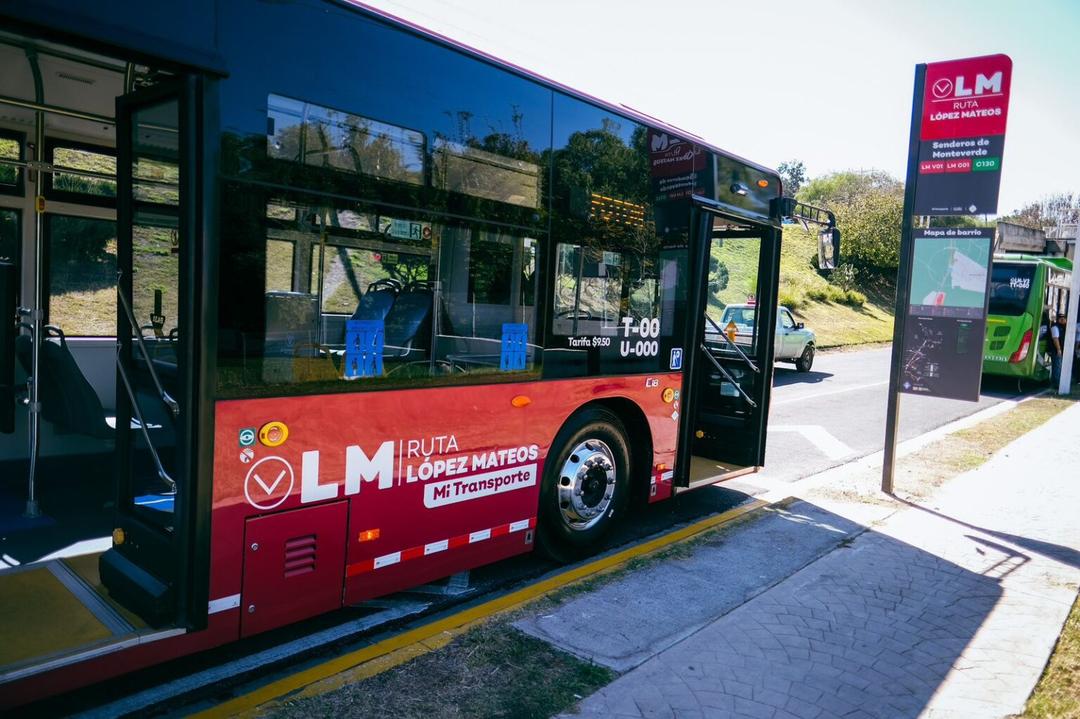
[407,571,472,597]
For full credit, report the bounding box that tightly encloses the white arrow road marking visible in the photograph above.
[253,469,286,495]
[770,425,855,460]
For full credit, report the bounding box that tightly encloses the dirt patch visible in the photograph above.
[271,622,614,719]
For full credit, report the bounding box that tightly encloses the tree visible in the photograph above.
[832,190,904,271]
[1002,192,1080,232]
[777,160,807,198]
[709,256,729,294]
[797,169,902,207]
[792,169,905,272]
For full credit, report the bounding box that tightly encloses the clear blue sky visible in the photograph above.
[360,0,1078,215]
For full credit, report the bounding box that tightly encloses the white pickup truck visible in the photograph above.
[710,303,816,372]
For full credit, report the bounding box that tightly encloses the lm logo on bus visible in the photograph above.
[291,436,541,509]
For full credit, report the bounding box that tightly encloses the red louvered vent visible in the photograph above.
[284,534,317,578]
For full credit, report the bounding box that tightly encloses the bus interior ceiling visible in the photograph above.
[0,31,163,675]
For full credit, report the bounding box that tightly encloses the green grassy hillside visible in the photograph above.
[708,224,895,349]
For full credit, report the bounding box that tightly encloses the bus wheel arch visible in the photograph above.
[537,401,646,561]
[589,397,653,507]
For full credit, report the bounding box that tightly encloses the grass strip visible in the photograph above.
[273,623,614,719]
[896,391,1079,499]
[814,390,1079,505]
[1023,591,1080,718]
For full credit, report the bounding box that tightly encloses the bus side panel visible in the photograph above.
[982,312,1047,379]
[209,374,681,622]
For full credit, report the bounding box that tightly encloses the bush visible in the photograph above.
[829,263,859,291]
[777,286,804,310]
[801,283,865,307]
[840,289,866,307]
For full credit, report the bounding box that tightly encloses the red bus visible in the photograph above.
[0,0,822,707]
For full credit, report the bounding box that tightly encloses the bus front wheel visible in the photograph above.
[537,407,630,562]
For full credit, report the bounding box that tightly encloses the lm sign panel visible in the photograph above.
[914,54,1012,215]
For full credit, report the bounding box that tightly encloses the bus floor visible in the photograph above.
[0,455,147,679]
[680,455,756,491]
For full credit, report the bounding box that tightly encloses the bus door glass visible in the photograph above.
[105,78,198,626]
[679,210,780,479]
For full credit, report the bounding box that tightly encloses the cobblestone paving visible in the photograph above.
[560,404,1080,719]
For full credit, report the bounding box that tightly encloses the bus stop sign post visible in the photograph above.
[883,55,1013,494]
[882,64,926,495]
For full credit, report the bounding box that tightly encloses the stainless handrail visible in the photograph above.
[115,346,176,492]
[699,343,757,409]
[116,272,179,417]
[703,313,760,374]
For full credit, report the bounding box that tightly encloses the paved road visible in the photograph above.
[754,346,1026,485]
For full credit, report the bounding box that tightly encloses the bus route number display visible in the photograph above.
[619,317,661,358]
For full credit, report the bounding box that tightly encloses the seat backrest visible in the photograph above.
[350,288,397,322]
[263,291,319,356]
[15,330,111,437]
[384,289,433,351]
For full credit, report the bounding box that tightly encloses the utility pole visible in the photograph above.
[1058,238,1078,393]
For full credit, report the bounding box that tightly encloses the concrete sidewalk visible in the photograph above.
[534,402,1080,719]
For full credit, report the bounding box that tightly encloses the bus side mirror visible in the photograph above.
[0,261,15,434]
[819,227,841,271]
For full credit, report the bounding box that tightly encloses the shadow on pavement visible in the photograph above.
[773,368,834,386]
[890,494,1080,571]
[545,499,1011,719]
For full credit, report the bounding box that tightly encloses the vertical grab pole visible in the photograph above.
[882,63,927,495]
[24,49,45,519]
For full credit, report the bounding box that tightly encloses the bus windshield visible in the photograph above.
[988,263,1035,316]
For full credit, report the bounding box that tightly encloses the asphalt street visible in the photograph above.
[751,344,1026,485]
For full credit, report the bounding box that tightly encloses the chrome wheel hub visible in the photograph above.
[556,439,617,531]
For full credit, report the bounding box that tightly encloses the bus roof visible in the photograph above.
[345,1,782,188]
[1,0,782,192]
[994,253,1073,271]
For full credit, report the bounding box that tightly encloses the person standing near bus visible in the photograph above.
[1049,312,1066,385]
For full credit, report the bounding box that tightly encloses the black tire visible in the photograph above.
[795,343,815,372]
[536,407,631,563]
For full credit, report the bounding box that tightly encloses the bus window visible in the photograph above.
[46,214,118,337]
[552,244,626,335]
[46,141,118,204]
[217,187,545,395]
[988,263,1035,316]
[0,210,17,291]
[433,139,541,209]
[435,229,540,375]
[265,239,295,292]
[708,233,764,353]
[267,94,425,186]
[544,94,689,378]
[0,130,23,195]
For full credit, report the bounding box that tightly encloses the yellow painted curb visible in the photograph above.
[197,498,770,718]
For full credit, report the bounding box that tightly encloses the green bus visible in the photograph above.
[983,254,1073,380]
